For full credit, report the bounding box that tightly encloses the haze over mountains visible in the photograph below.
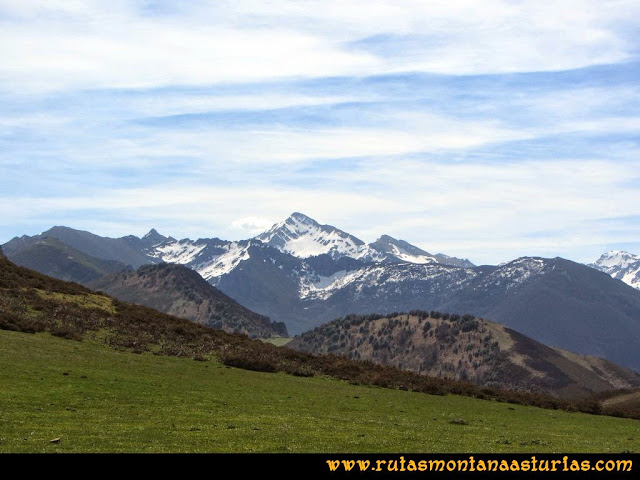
[4,212,640,372]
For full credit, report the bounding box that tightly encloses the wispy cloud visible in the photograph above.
[2,0,638,92]
[1,1,639,264]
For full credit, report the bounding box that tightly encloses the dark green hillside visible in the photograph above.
[6,236,129,284]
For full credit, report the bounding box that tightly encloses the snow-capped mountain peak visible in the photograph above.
[255,212,381,261]
[594,250,640,269]
[253,213,475,267]
[590,250,640,290]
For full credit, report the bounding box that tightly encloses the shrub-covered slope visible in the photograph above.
[88,263,287,339]
[288,312,640,399]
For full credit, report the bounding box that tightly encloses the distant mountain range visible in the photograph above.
[255,212,474,267]
[4,213,640,371]
[2,236,130,284]
[4,225,163,269]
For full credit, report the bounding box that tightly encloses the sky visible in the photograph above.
[1,0,639,265]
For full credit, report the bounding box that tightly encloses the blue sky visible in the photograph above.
[1,0,639,265]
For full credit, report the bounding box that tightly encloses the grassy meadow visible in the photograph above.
[0,329,638,453]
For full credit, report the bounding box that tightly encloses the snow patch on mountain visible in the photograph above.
[152,240,207,264]
[299,269,362,300]
[197,242,251,282]
[476,257,547,291]
[370,234,438,264]
[299,262,479,301]
[594,251,639,269]
[387,244,437,264]
[141,212,478,299]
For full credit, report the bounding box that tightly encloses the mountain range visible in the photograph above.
[5,248,639,415]
[4,212,640,371]
[255,212,474,267]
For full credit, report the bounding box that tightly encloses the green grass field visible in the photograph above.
[261,336,293,346]
[0,329,638,453]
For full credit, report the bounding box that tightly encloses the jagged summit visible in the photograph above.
[255,212,378,260]
[290,212,315,223]
[254,213,474,266]
[140,228,173,248]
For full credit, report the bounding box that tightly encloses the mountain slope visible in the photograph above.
[439,257,640,372]
[288,312,640,399]
[5,236,130,285]
[590,250,640,290]
[256,213,474,267]
[88,263,287,338]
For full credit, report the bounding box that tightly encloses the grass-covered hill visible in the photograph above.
[288,312,640,400]
[0,251,638,422]
[88,263,287,339]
